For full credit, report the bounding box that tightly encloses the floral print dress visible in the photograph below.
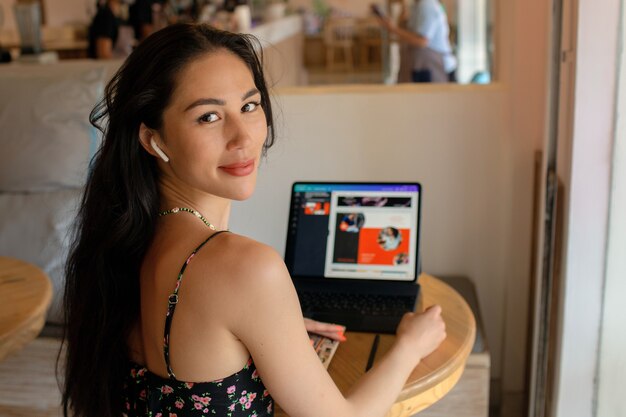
[122,231,274,417]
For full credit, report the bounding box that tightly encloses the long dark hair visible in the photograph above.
[62,23,275,417]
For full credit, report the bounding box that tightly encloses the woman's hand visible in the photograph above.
[374,14,395,32]
[304,318,347,342]
[395,304,446,364]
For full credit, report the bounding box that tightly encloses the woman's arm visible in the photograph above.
[342,306,444,408]
[95,37,114,59]
[377,16,429,48]
[228,242,446,417]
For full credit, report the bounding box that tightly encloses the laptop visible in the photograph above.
[284,182,422,333]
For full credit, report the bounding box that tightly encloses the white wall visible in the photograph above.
[597,32,626,417]
[230,83,512,381]
[552,0,621,416]
[595,1,626,416]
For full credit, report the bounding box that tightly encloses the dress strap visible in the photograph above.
[163,230,229,380]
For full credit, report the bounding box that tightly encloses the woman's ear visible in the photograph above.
[138,123,170,163]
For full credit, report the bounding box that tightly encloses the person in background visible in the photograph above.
[87,0,122,59]
[129,0,157,41]
[376,0,457,83]
[62,23,446,417]
[164,0,198,23]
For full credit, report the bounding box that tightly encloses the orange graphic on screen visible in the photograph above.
[357,228,410,265]
[304,202,330,215]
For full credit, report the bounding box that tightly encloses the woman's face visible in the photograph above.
[155,49,268,201]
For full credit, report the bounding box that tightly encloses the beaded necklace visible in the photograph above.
[158,207,217,230]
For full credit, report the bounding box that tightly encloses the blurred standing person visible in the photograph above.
[129,0,157,41]
[376,0,456,83]
[88,0,122,59]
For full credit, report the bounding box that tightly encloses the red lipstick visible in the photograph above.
[219,159,255,176]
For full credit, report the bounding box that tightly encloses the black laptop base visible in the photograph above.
[296,281,421,334]
[305,311,405,334]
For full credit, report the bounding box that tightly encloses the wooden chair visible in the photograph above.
[357,17,383,68]
[323,17,356,71]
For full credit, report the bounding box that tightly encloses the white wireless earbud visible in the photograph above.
[150,139,169,163]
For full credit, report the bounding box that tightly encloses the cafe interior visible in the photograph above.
[0,0,624,416]
[0,0,493,85]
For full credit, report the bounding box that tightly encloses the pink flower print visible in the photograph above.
[227,385,236,394]
[155,414,162,417]
[137,368,146,377]
[245,401,252,409]
[242,390,247,395]
[249,392,257,400]
[161,385,173,395]
[185,382,194,389]
[251,369,259,379]
[239,396,247,405]
[175,400,184,409]
[199,396,211,405]
[139,389,147,399]
[130,369,137,378]
[169,414,177,417]
[263,390,269,397]
[194,402,203,410]
[125,402,130,411]
[203,408,209,413]
[228,404,235,412]
[267,403,273,413]
[191,394,201,401]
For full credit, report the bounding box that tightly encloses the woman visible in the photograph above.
[87,0,121,59]
[63,23,446,417]
[375,0,457,83]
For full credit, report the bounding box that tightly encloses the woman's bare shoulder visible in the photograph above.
[217,232,282,264]
[186,232,297,329]
[196,232,290,288]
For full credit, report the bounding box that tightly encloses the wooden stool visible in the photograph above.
[357,17,383,68]
[323,17,356,71]
[0,257,52,362]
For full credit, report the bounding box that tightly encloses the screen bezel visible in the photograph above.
[284,181,422,284]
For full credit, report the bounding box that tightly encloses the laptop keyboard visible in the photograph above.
[298,291,416,316]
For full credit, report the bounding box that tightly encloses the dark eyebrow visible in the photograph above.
[184,97,225,111]
[242,88,260,100]
[184,88,260,112]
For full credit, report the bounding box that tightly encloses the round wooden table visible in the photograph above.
[0,257,53,361]
[277,274,476,417]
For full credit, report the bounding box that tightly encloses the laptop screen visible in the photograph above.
[285,182,421,282]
